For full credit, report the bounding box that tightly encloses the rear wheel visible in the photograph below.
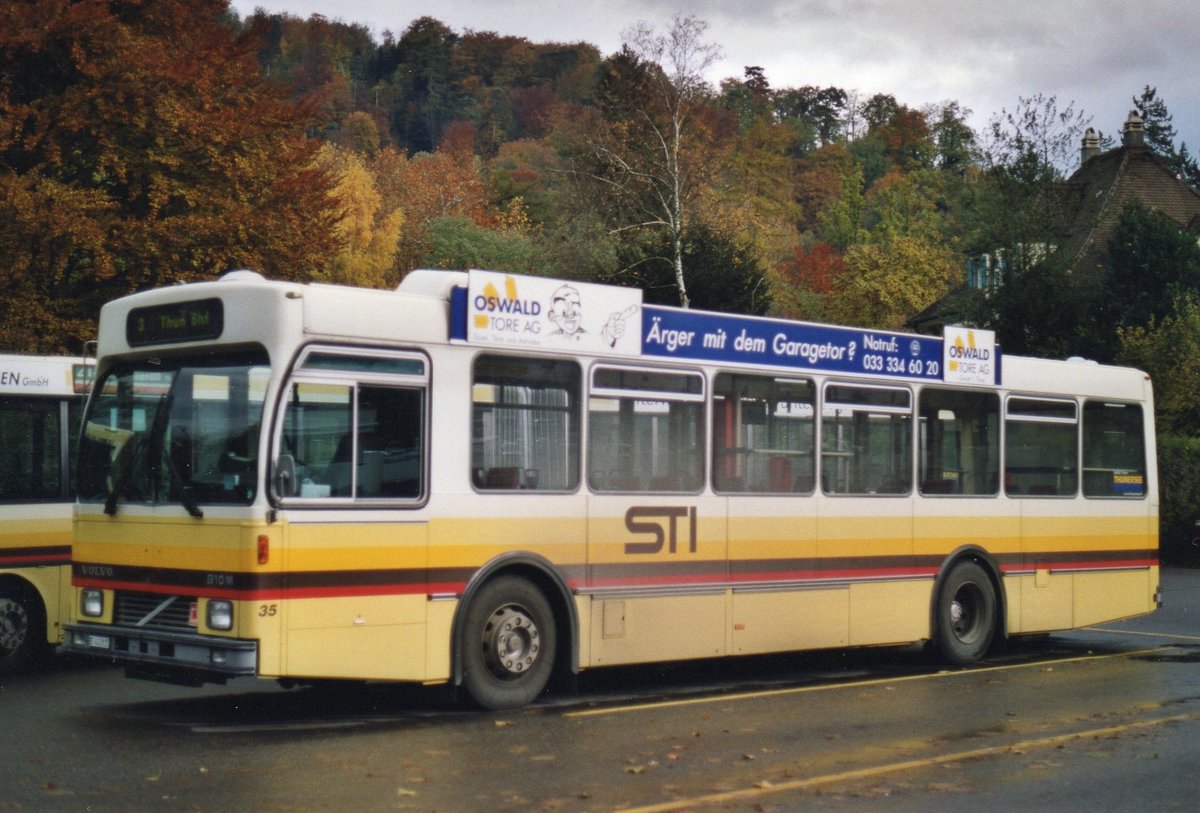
[460,576,556,710]
[934,561,997,665]
[0,585,47,674]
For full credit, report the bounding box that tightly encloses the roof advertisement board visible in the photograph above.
[462,270,643,356]
[640,305,947,382]
[452,271,999,385]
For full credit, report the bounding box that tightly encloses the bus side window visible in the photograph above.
[821,384,912,496]
[588,366,705,494]
[918,388,999,496]
[280,382,352,499]
[279,350,429,504]
[472,355,580,492]
[356,386,422,499]
[1082,401,1146,498]
[1005,397,1078,497]
[712,374,814,495]
[0,397,64,502]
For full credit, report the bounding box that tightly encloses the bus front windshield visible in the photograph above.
[77,350,271,513]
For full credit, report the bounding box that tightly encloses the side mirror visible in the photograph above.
[276,454,297,497]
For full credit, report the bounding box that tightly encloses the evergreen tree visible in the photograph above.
[1132,85,1200,187]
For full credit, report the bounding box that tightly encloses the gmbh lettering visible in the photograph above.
[640,306,944,381]
[0,369,50,388]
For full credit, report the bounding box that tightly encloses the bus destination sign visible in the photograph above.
[126,298,224,348]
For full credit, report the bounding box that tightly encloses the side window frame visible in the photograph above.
[917,387,1000,497]
[0,395,68,503]
[711,372,815,495]
[1004,395,1079,498]
[471,354,582,493]
[1082,400,1147,499]
[820,382,913,496]
[587,364,706,494]
[274,346,429,508]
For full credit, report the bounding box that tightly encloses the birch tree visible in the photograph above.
[584,14,721,307]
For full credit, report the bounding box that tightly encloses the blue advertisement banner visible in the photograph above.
[640,305,947,381]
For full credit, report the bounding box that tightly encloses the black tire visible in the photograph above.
[460,576,556,710]
[933,560,997,666]
[0,584,48,675]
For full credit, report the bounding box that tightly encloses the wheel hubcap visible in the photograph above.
[481,604,540,680]
[951,586,980,641]
[0,598,29,654]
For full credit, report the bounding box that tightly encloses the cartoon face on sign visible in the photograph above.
[547,284,585,338]
[464,270,642,355]
[546,283,638,348]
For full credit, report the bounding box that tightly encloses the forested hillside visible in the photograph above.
[3,0,1198,375]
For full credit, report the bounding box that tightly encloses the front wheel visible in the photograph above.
[0,585,47,674]
[934,561,997,666]
[460,576,557,710]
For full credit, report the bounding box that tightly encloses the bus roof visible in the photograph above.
[94,269,1149,398]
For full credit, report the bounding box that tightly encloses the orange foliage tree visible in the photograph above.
[371,145,492,274]
[0,0,340,352]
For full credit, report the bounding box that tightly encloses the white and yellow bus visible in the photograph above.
[63,270,1158,708]
[1,354,92,672]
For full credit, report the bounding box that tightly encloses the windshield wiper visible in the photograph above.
[162,445,203,518]
[148,385,206,518]
[103,434,138,516]
[103,383,203,518]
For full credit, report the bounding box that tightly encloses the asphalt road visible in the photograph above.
[3,568,1199,812]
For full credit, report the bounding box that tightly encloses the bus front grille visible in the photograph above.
[114,592,195,631]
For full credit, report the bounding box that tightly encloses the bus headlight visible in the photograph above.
[207,600,234,631]
[81,589,104,618]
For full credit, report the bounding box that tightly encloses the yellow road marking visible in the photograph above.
[565,646,1172,719]
[1086,626,1200,643]
[619,710,1200,813]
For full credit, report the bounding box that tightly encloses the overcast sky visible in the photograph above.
[228,0,1200,157]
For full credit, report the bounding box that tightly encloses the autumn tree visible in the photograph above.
[385,17,463,152]
[927,101,977,174]
[370,145,492,274]
[817,161,867,251]
[1118,296,1200,435]
[710,68,802,288]
[832,236,959,329]
[962,94,1088,292]
[315,143,404,287]
[772,242,845,321]
[243,11,375,131]
[1106,203,1200,331]
[0,0,340,352]
[773,84,847,156]
[616,224,770,314]
[422,215,537,273]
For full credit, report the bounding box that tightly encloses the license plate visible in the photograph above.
[85,634,111,649]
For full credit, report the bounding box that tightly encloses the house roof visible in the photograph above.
[1059,132,1200,278]
[907,112,1200,333]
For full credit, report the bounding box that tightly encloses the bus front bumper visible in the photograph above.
[63,623,257,684]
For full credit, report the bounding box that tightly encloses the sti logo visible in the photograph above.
[624,506,698,555]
